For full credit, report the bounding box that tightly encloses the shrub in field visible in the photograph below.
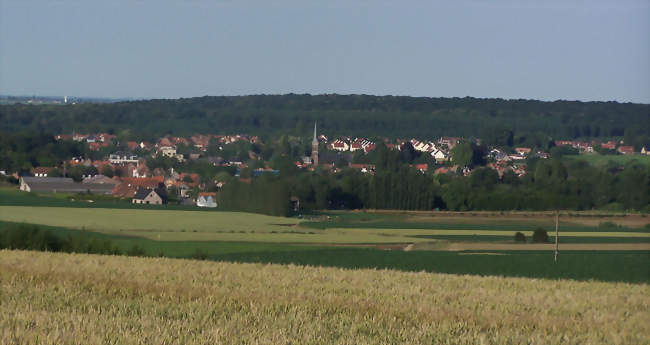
[599,221,620,229]
[191,249,209,260]
[75,238,121,255]
[514,232,526,243]
[532,228,549,243]
[0,223,63,251]
[601,202,624,212]
[0,222,121,255]
[127,244,146,257]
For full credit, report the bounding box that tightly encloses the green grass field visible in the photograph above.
[1,206,648,244]
[2,218,649,283]
[1,187,648,284]
[564,153,650,167]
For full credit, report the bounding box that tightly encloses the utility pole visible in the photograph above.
[554,211,559,263]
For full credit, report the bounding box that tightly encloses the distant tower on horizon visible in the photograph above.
[64,96,67,104]
[311,121,319,166]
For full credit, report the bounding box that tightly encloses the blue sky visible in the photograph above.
[1,0,648,102]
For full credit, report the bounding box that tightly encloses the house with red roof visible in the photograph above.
[132,164,151,178]
[126,141,140,151]
[414,163,428,172]
[600,141,617,150]
[617,146,635,155]
[329,139,349,152]
[514,147,532,156]
[197,192,217,208]
[363,143,376,153]
[31,167,54,177]
[348,164,375,174]
[438,137,460,149]
[178,173,200,187]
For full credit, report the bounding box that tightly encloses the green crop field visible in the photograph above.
[0,205,298,234]
[1,198,648,283]
[2,220,648,282]
[1,250,648,344]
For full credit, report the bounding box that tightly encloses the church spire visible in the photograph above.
[311,121,319,166]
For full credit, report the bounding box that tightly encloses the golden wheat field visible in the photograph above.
[1,250,648,345]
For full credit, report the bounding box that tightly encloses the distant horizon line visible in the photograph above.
[1,93,647,105]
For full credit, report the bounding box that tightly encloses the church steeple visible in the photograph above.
[311,121,319,166]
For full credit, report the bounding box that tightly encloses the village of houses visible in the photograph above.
[11,130,648,208]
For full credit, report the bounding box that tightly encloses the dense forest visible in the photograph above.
[1,94,648,142]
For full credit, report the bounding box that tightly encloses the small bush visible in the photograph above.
[601,202,624,212]
[532,228,549,243]
[599,221,620,229]
[514,232,526,243]
[191,249,208,261]
[126,244,146,257]
[1,224,63,251]
[0,223,121,255]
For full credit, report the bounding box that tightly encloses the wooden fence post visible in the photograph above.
[554,211,559,263]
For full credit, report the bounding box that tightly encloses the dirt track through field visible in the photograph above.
[364,209,650,228]
[442,243,650,251]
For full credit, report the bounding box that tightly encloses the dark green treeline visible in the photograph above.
[218,159,649,217]
[1,94,648,141]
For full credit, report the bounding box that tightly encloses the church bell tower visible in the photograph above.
[311,122,319,166]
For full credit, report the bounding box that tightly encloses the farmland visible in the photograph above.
[1,250,648,345]
[1,203,648,282]
[1,206,649,247]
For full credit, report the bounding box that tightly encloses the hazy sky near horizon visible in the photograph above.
[1,1,648,103]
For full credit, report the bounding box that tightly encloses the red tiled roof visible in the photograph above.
[119,176,164,189]
[112,183,137,198]
[179,173,200,186]
[31,167,53,174]
[600,141,616,149]
[617,146,634,153]
[127,141,140,150]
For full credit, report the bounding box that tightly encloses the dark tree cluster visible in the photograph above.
[1,94,647,145]
[0,132,85,173]
[218,157,649,217]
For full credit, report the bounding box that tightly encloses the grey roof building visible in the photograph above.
[19,176,115,194]
[132,188,163,205]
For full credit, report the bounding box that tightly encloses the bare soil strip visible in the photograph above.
[355,209,650,227]
[442,242,650,251]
